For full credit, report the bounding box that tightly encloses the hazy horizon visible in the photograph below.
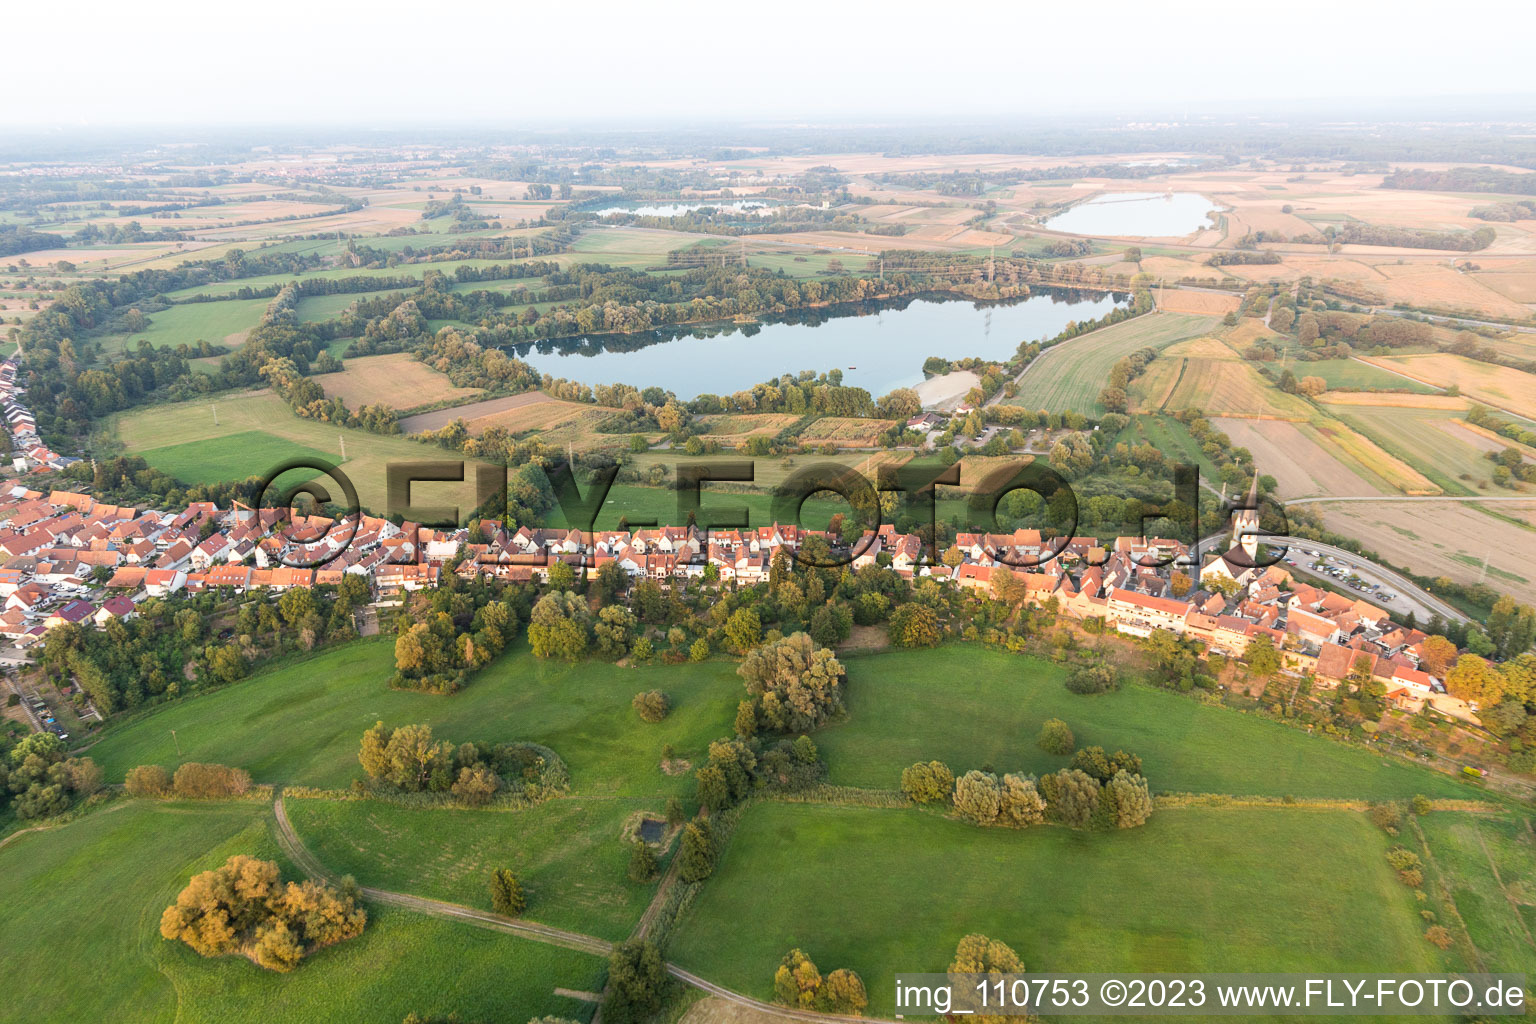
[10,0,1536,131]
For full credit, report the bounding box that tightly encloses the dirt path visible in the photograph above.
[272,795,906,1024]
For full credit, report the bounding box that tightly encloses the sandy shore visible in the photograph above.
[914,370,980,411]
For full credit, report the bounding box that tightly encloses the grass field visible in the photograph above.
[819,647,1468,799]
[87,639,739,799]
[97,297,271,354]
[670,803,1451,1015]
[1010,313,1215,415]
[133,429,339,487]
[1292,358,1439,394]
[319,353,484,409]
[1300,419,1440,495]
[111,389,498,512]
[1415,811,1536,976]
[1363,353,1536,420]
[285,796,665,942]
[1333,406,1508,493]
[0,800,604,1024]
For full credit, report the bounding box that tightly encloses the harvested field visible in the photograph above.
[798,417,897,447]
[1362,354,1536,419]
[319,353,484,410]
[1302,419,1440,495]
[1137,353,1312,420]
[400,392,555,433]
[694,413,799,441]
[1212,419,1378,498]
[1317,502,1536,605]
[1370,263,1532,319]
[1473,271,1536,304]
[1157,289,1241,315]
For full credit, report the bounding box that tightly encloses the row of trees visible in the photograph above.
[902,756,1153,831]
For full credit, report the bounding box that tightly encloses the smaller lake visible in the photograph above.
[593,200,774,217]
[509,290,1127,400]
[1045,192,1221,237]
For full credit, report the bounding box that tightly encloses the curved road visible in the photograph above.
[272,797,902,1024]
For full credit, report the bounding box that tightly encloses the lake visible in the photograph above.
[593,199,774,217]
[508,289,1127,399]
[1045,192,1222,237]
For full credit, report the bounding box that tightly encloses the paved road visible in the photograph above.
[273,796,905,1024]
[1279,540,1470,626]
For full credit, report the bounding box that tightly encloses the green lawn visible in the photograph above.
[0,800,604,1024]
[87,639,740,798]
[670,802,1453,1015]
[1010,313,1216,415]
[285,795,667,941]
[817,646,1470,799]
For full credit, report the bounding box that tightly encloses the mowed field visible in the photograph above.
[0,800,605,1024]
[111,389,499,512]
[1010,313,1215,414]
[669,803,1449,1016]
[318,353,484,409]
[1317,502,1536,604]
[1363,353,1536,420]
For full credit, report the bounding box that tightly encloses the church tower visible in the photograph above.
[1231,469,1261,560]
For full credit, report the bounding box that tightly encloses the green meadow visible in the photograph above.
[669,802,1454,1016]
[0,800,604,1024]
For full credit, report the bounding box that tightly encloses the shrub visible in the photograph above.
[888,603,943,648]
[159,855,365,971]
[1424,926,1454,950]
[1065,662,1117,694]
[125,764,172,797]
[678,822,716,882]
[1399,868,1424,888]
[1386,847,1422,871]
[1410,794,1432,816]
[1037,718,1075,755]
[628,841,658,883]
[900,760,955,804]
[1367,802,1403,834]
[953,770,1002,825]
[489,868,526,916]
[1106,771,1153,829]
[631,690,671,723]
[171,762,252,799]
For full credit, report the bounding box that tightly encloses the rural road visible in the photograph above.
[272,796,903,1024]
[1283,495,1536,506]
[1277,539,1470,626]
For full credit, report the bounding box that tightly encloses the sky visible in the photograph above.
[9,0,1535,129]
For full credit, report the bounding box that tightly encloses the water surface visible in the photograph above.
[1046,192,1221,237]
[510,290,1127,399]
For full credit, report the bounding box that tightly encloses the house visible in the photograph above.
[1107,589,1190,638]
[45,599,96,630]
[93,595,138,626]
